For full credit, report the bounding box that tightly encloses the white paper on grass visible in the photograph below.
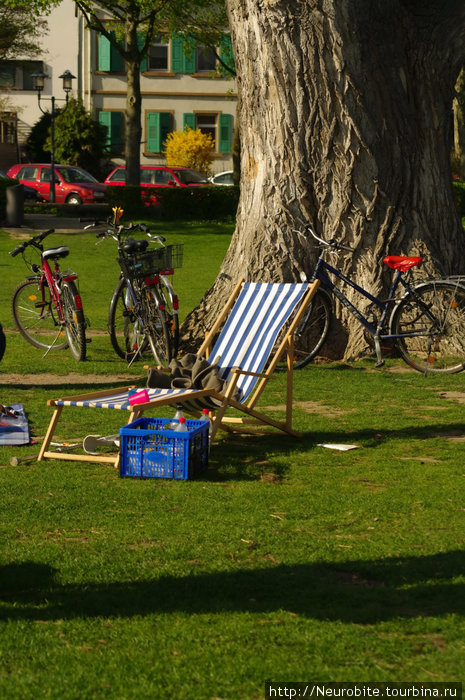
[317,443,359,451]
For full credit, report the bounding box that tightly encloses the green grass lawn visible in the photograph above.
[1,222,465,698]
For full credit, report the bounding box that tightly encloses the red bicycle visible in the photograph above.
[10,229,88,361]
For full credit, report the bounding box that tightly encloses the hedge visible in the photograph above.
[106,184,239,221]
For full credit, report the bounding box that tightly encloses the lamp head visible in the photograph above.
[31,70,48,93]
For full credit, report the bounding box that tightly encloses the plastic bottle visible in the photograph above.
[173,405,184,421]
[174,416,188,432]
[202,408,213,450]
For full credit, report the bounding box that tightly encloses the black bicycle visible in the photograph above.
[82,212,182,365]
[288,225,465,374]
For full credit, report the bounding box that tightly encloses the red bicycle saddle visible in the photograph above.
[383,256,422,271]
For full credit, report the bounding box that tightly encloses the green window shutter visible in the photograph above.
[182,38,196,74]
[171,37,184,73]
[98,32,122,71]
[183,113,196,131]
[98,34,111,71]
[147,112,171,153]
[219,35,235,74]
[219,113,232,153]
[110,32,123,71]
[99,111,123,154]
[138,33,147,72]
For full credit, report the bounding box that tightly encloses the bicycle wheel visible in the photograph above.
[61,280,87,361]
[109,278,147,362]
[391,280,465,373]
[157,277,179,357]
[143,286,172,366]
[11,278,68,351]
[279,289,332,369]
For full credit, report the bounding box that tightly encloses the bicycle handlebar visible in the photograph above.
[9,229,55,257]
[303,225,355,252]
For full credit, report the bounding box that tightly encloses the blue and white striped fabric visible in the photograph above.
[209,282,309,401]
[55,387,202,410]
[54,282,309,410]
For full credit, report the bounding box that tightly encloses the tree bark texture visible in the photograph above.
[125,19,141,186]
[453,68,465,180]
[182,0,465,359]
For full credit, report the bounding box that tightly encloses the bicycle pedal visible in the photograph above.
[34,301,48,308]
[375,359,385,368]
[85,338,92,344]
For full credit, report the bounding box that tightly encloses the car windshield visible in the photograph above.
[107,169,126,183]
[56,167,98,184]
[172,169,209,185]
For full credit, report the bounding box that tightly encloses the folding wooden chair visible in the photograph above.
[38,279,319,466]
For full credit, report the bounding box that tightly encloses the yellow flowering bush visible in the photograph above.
[163,127,215,176]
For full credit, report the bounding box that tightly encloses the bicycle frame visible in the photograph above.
[311,256,433,365]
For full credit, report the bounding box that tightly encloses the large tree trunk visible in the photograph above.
[125,19,141,187]
[453,68,465,180]
[182,0,465,360]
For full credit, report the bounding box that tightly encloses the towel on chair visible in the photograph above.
[146,353,239,400]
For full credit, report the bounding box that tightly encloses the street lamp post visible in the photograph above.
[31,69,76,204]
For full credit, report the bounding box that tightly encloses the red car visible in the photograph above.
[104,165,209,204]
[6,164,107,205]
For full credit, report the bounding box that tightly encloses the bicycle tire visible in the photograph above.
[289,289,333,369]
[157,277,179,357]
[61,279,87,361]
[0,323,5,362]
[143,286,172,366]
[391,280,465,374]
[11,278,68,351]
[109,278,147,362]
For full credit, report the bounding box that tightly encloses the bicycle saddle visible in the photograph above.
[383,255,422,271]
[43,246,70,260]
[122,238,148,254]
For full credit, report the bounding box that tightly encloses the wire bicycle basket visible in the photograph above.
[119,244,184,279]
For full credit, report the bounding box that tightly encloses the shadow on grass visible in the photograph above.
[1,551,465,624]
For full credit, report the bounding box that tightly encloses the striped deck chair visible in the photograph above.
[38,279,319,466]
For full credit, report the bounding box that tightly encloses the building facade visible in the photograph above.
[0,1,237,176]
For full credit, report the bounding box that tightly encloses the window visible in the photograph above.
[196,46,216,72]
[147,35,169,71]
[107,169,126,183]
[0,60,43,90]
[98,111,124,154]
[182,113,233,153]
[18,166,38,181]
[40,168,52,182]
[195,113,216,141]
[170,34,233,75]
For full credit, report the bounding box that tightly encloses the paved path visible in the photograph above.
[4,212,86,236]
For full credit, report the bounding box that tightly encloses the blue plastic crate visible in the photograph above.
[119,417,209,480]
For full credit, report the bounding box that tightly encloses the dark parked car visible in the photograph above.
[0,169,37,201]
[6,164,107,205]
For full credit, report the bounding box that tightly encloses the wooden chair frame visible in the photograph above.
[38,279,319,466]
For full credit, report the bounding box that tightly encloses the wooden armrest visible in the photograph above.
[231,368,267,379]
[144,364,171,374]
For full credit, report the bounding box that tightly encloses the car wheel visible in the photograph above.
[66,194,82,205]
